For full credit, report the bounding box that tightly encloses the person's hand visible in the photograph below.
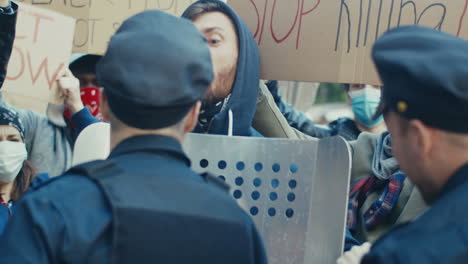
[336,243,372,264]
[57,70,83,115]
[0,0,10,8]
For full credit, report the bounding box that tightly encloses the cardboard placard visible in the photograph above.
[229,0,468,85]
[2,3,75,113]
[17,0,197,54]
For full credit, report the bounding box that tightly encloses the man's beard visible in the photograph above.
[202,64,237,106]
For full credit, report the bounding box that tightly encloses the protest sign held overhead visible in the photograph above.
[2,3,75,113]
[17,0,197,54]
[229,0,468,85]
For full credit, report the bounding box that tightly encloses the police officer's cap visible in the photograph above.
[373,25,468,133]
[97,10,213,130]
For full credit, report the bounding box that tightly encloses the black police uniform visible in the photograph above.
[0,10,267,264]
[361,25,468,264]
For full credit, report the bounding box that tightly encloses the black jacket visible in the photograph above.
[0,2,17,89]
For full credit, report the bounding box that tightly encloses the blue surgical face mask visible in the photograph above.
[349,87,384,128]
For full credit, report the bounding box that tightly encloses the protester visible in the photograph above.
[345,84,386,135]
[186,0,427,252]
[345,131,427,248]
[182,0,262,136]
[0,11,267,263]
[69,54,104,121]
[0,106,49,235]
[266,81,386,140]
[0,70,100,176]
[258,97,427,254]
[252,58,427,251]
[339,25,468,264]
[183,0,366,140]
[254,66,427,254]
[0,6,100,177]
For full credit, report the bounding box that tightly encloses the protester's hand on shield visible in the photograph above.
[0,0,9,8]
[57,69,84,114]
[336,242,372,264]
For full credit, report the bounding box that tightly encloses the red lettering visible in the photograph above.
[249,0,269,45]
[250,0,261,39]
[252,0,321,49]
[6,47,25,81]
[270,0,300,43]
[258,0,269,45]
[27,52,65,90]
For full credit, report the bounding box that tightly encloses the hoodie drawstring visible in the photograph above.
[228,109,233,137]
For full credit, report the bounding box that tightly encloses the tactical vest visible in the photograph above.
[69,160,256,264]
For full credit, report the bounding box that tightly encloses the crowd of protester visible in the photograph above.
[0,0,467,263]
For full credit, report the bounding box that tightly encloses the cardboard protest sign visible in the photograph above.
[18,0,197,54]
[229,0,468,85]
[2,3,75,113]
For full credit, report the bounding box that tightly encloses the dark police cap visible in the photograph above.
[96,10,213,130]
[373,25,468,133]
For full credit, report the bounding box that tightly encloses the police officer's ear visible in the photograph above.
[406,119,435,160]
[183,101,201,133]
[99,91,111,122]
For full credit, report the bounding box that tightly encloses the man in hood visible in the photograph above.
[182,0,261,137]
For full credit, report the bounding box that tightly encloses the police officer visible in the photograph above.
[339,25,468,264]
[0,11,267,264]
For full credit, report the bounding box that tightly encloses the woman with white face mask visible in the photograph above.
[0,106,49,235]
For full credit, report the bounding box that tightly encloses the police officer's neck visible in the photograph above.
[109,127,185,151]
[420,135,468,204]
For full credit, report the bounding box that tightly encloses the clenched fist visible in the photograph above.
[57,70,84,115]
